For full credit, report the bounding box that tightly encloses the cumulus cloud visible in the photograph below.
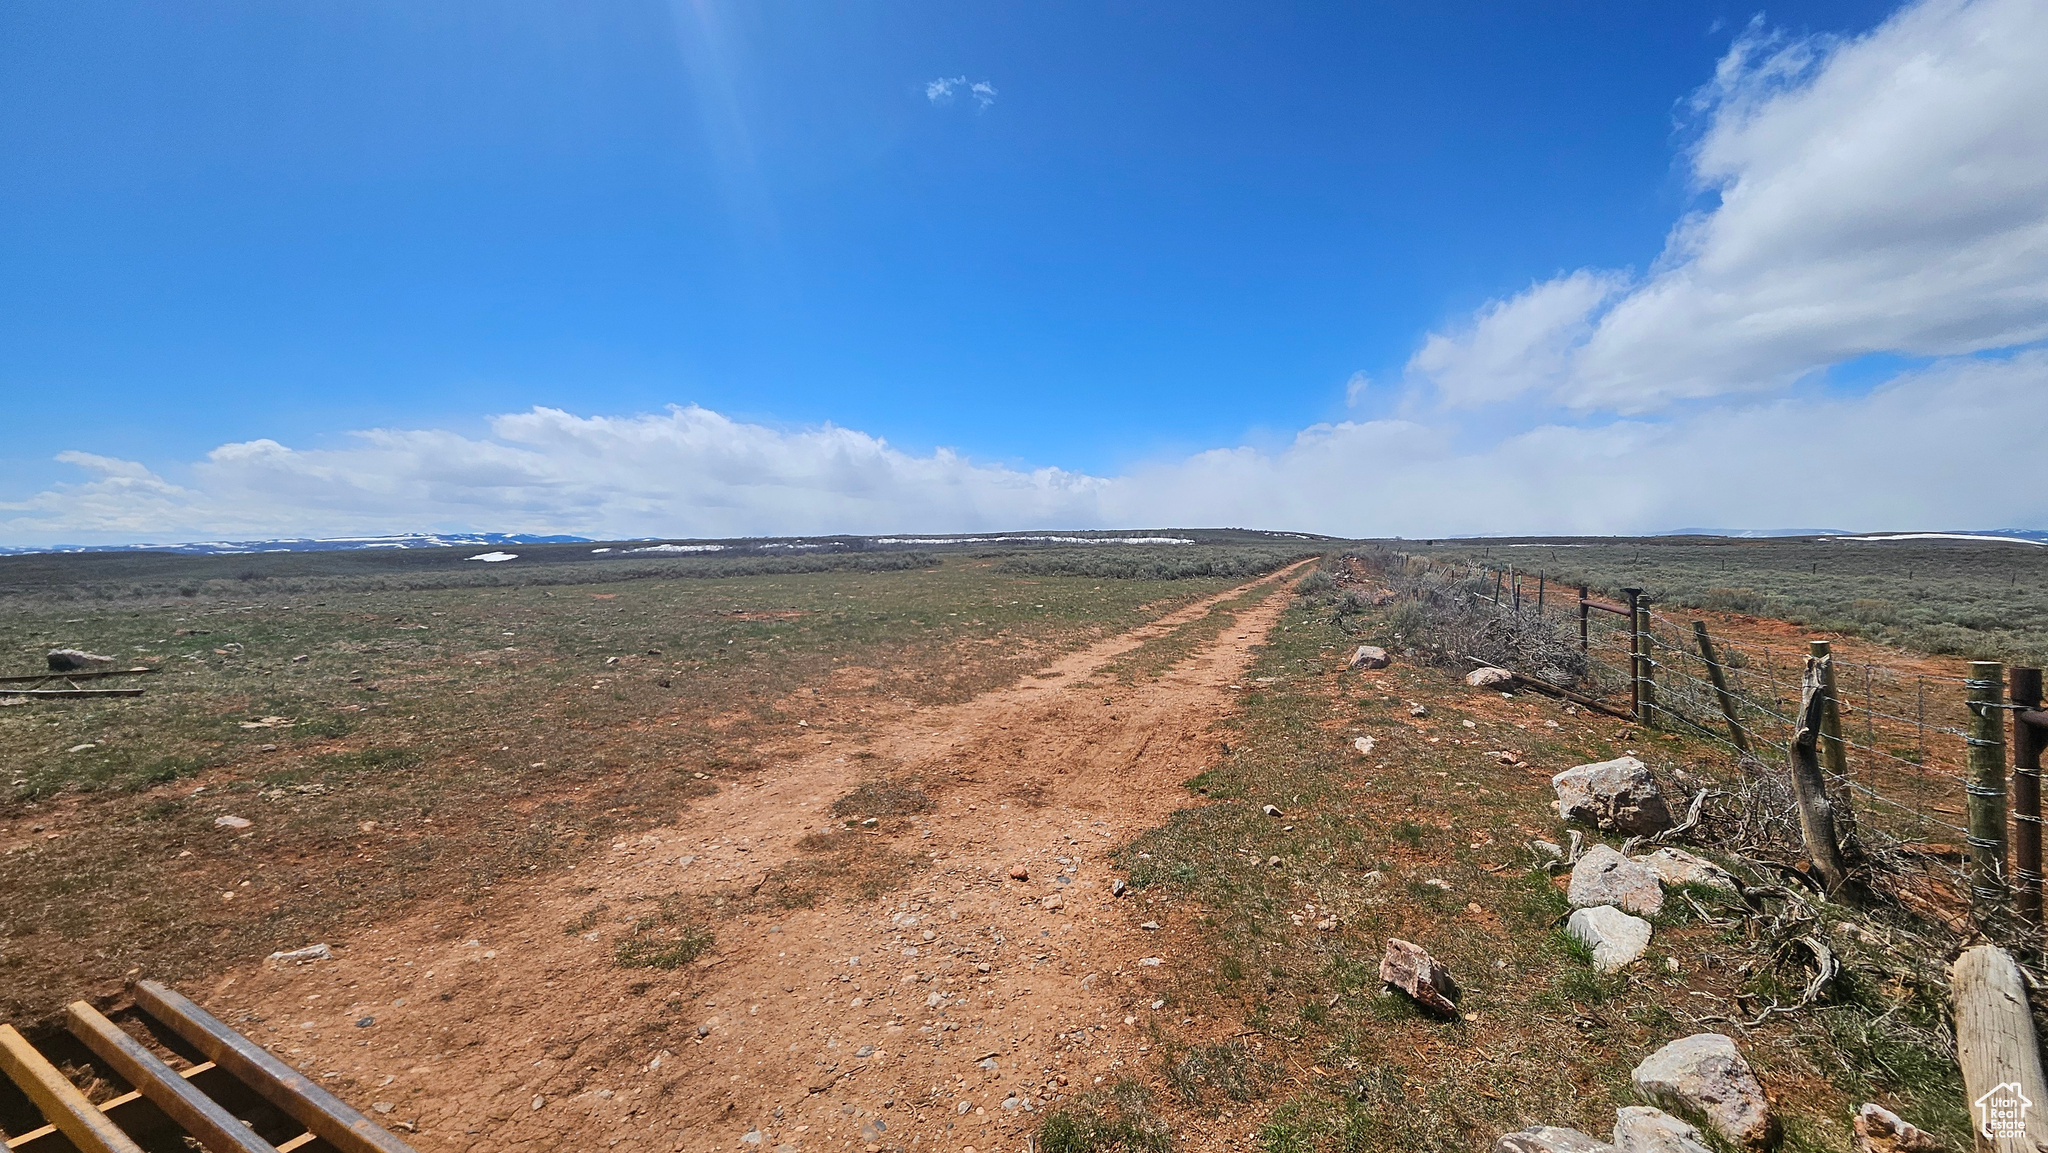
[969,81,997,109]
[1405,271,1625,407]
[8,354,2048,544]
[1410,0,2048,412]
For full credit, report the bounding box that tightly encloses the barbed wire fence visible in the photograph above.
[1349,547,2033,944]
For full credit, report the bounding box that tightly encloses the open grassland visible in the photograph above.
[1380,535,2048,668]
[0,548,1297,1024]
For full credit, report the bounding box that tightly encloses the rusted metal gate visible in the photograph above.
[0,982,414,1153]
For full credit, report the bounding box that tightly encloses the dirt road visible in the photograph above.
[200,564,1310,1153]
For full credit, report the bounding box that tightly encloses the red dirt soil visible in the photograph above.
[185,565,1312,1153]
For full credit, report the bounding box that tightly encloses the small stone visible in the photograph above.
[1552,756,1673,835]
[530,1095,545,1112]
[1529,839,1564,860]
[371,1102,395,1114]
[1465,666,1515,688]
[1262,804,1284,817]
[978,1057,999,1070]
[1353,736,1376,756]
[1001,1097,1022,1111]
[697,1024,711,1037]
[355,1016,374,1028]
[214,815,252,831]
[1138,956,1162,966]
[1631,1034,1778,1151]
[1139,921,1160,930]
[1635,848,1738,891]
[266,944,332,965]
[1110,878,1127,897]
[1349,645,1391,670]
[1568,906,1654,973]
[1612,1106,1713,1153]
[1267,856,1283,867]
[856,1045,874,1057]
[1409,703,1429,718]
[1492,1126,1617,1153]
[740,1130,763,1146]
[1040,894,1064,911]
[47,649,116,672]
[1379,938,1459,1016]
[1852,1103,1936,1153]
[1008,864,1029,880]
[1569,845,1665,916]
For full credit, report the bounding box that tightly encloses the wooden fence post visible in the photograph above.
[1790,653,1858,896]
[1578,586,1589,652]
[1622,588,1643,721]
[1808,640,1850,779]
[1692,620,1750,754]
[2010,667,2044,932]
[1636,607,1660,729]
[1536,575,1545,618]
[1967,660,2010,919]
[1951,945,2048,1153]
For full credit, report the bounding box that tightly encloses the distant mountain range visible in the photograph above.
[4,526,2046,557]
[0,533,589,556]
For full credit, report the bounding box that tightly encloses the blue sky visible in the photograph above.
[4,0,2045,543]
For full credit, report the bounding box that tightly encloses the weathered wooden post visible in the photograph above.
[1808,640,1850,779]
[1536,574,1545,618]
[1622,588,1643,721]
[1790,653,1858,897]
[1578,586,1589,652]
[1967,660,2010,918]
[2010,667,2044,931]
[1635,607,1660,729]
[1952,945,2048,1152]
[1692,620,1750,754]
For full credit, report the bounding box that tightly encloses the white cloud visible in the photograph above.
[1405,271,1625,407]
[7,354,2045,544]
[1344,371,1371,405]
[1410,0,2048,413]
[925,76,996,109]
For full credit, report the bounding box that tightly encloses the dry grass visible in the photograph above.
[0,557,1257,1024]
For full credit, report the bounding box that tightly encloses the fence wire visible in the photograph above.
[1363,550,2010,934]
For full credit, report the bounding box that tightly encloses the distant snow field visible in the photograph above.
[465,551,519,562]
[1835,533,2047,546]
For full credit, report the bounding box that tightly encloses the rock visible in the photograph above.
[1492,1126,1617,1153]
[214,815,253,831]
[1139,921,1160,930]
[1569,846,1665,916]
[47,649,115,672]
[1110,879,1127,897]
[1568,906,1653,973]
[1635,848,1737,891]
[855,1045,874,1057]
[740,1130,763,1146]
[1379,938,1460,1016]
[266,944,332,965]
[1262,804,1284,817]
[1612,1106,1714,1153]
[1039,893,1064,911]
[1466,666,1515,688]
[1409,703,1429,717]
[1631,1034,1778,1151]
[1349,645,1391,670]
[1530,839,1564,860]
[530,1095,545,1112]
[1353,736,1376,756]
[1008,864,1029,880]
[1852,1103,1935,1153]
[1552,756,1673,835]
